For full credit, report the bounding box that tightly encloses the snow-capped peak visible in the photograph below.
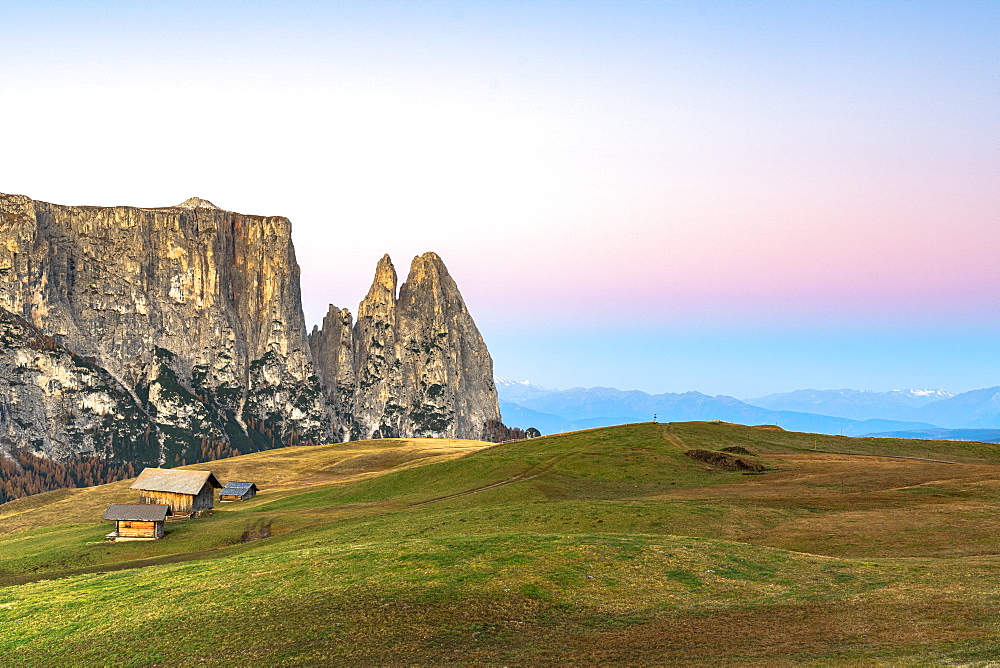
[494,376,533,387]
[888,389,953,399]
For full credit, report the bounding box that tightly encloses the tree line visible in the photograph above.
[484,420,541,443]
[0,449,136,504]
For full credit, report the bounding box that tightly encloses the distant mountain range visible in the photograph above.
[863,428,1000,444]
[745,387,1000,429]
[744,388,954,421]
[495,378,1000,440]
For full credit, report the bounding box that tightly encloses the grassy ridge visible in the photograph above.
[2,422,1000,664]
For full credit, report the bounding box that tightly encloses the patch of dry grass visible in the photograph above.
[0,437,489,537]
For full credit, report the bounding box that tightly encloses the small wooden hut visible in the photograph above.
[104,504,172,541]
[219,482,259,501]
[130,468,222,517]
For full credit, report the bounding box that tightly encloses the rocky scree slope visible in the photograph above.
[0,194,498,467]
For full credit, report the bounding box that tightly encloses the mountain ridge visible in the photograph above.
[0,194,500,468]
[744,388,954,421]
[496,379,998,436]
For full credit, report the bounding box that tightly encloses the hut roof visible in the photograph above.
[221,481,258,491]
[130,468,223,495]
[104,504,172,522]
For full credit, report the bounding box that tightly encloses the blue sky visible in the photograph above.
[1,1,996,396]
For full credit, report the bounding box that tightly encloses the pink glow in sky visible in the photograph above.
[0,1,996,395]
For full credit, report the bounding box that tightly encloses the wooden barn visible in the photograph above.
[130,468,222,517]
[219,481,259,501]
[104,504,172,541]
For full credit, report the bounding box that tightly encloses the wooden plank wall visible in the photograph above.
[137,484,214,514]
[116,521,163,538]
[139,490,194,513]
[192,484,215,511]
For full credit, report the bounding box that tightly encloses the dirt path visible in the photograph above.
[0,544,241,587]
[827,452,960,465]
[782,451,963,465]
[657,424,688,449]
[409,452,579,508]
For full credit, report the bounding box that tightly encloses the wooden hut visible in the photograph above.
[130,468,222,517]
[219,482,259,501]
[104,504,171,541]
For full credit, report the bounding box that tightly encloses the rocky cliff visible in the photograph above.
[0,305,156,462]
[0,194,500,466]
[309,253,500,441]
[0,194,329,465]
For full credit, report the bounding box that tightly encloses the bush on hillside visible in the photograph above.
[684,448,766,472]
[483,420,527,443]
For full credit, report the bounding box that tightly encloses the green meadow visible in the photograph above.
[2,422,1000,665]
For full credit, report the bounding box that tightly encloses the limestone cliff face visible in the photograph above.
[309,253,500,440]
[0,193,501,465]
[0,194,329,465]
[0,305,156,461]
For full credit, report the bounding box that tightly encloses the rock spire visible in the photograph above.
[309,252,500,441]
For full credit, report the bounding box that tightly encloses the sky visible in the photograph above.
[1,1,997,397]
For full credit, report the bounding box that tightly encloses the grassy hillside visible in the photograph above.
[2,423,1000,665]
[0,437,487,584]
